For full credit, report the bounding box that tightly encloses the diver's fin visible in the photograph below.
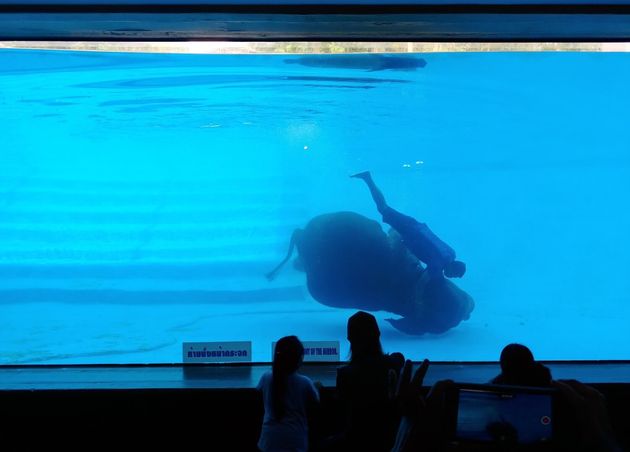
[265,229,303,281]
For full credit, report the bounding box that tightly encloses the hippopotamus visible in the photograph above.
[266,211,474,335]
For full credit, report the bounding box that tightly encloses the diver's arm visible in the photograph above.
[426,265,445,281]
[265,229,302,281]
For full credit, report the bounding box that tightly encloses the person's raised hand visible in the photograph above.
[392,359,454,452]
[395,359,429,417]
[553,379,621,452]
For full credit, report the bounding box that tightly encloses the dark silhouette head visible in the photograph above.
[494,343,552,387]
[500,343,535,376]
[347,311,383,363]
[272,335,305,419]
[444,260,466,278]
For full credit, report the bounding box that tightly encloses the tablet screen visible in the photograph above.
[456,388,553,443]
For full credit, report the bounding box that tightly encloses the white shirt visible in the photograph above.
[257,371,320,452]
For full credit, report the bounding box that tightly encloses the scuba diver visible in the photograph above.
[265,175,474,335]
[351,171,466,280]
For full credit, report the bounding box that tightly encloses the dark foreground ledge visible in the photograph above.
[1,3,630,41]
[1,362,630,450]
[2,361,630,390]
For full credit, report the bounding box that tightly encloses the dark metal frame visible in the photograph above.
[1,3,630,41]
[0,3,629,385]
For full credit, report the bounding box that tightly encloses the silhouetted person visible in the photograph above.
[257,335,320,452]
[491,343,552,387]
[333,311,401,452]
[393,373,623,452]
[553,379,623,452]
[352,171,466,279]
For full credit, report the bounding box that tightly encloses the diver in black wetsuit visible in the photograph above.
[352,171,473,335]
[351,171,466,279]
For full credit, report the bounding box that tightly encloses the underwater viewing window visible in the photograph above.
[1,39,630,365]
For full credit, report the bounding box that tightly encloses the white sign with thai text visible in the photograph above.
[183,341,252,363]
[272,340,340,362]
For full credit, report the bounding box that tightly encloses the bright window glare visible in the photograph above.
[2,41,630,53]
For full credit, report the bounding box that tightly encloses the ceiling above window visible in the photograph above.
[0,1,629,41]
[1,0,630,4]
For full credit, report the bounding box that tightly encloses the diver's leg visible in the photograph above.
[351,171,388,215]
[352,171,418,229]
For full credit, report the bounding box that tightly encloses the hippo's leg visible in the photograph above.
[266,229,303,281]
[386,317,424,335]
[387,278,474,335]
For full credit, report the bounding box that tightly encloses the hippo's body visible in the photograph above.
[295,211,398,312]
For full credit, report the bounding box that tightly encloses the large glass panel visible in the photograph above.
[1,42,629,364]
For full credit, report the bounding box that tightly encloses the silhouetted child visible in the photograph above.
[352,171,466,279]
[257,336,320,452]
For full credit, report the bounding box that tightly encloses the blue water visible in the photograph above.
[1,48,629,364]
